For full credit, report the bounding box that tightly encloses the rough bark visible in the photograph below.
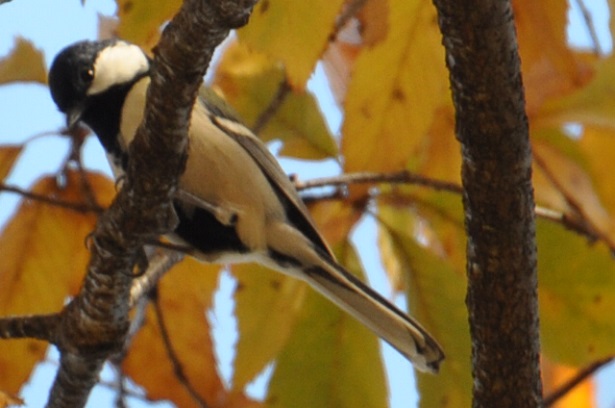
[431,0,542,407]
[45,1,257,406]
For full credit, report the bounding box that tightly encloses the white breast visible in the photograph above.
[120,78,286,252]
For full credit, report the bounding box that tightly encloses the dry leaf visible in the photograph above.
[0,171,114,394]
[0,38,46,85]
[0,146,22,181]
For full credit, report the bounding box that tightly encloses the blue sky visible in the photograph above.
[0,0,614,407]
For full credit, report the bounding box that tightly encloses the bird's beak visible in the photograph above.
[66,107,83,129]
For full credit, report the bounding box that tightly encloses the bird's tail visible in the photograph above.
[272,239,444,373]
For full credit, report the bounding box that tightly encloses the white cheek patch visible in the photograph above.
[87,41,149,95]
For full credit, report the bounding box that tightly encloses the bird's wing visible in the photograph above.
[201,94,334,258]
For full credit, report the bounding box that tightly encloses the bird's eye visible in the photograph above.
[79,68,94,83]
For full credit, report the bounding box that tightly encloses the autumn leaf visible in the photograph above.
[122,258,234,407]
[533,139,615,248]
[231,264,306,390]
[0,38,46,85]
[538,54,615,130]
[0,391,24,408]
[377,205,471,408]
[306,199,362,247]
[213,42,338,160]
[265,242,387,408]
[0,171,114,394]
[115,0,181,49]
[542,357,596,408]
[238,0,345,89]
[514,0,593,115]
[538,220,615,366]
[0,146,22,181]
[579,126,615,217]
[341,0,449,194]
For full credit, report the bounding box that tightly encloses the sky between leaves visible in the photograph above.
[1,0,615,407]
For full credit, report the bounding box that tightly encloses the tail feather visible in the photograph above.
[301,257,444,373]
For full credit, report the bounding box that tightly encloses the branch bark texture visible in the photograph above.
[431,0,541,407]
[46,0,257,406]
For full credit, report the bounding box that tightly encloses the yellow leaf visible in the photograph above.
[538,220,615,365]
[542,357,596,408]
[578,126,615,217]
[341,0,449,190]
[539,55,615,130]
[238,0,345,88]
[514,0,593,115]
[533,140,615,248]
[417,106,460,183]
[377,205,471,408]
[213,42,338,160]
[115,0,181,48]
[306,200,362,247]
[0,145,22,181]
[0,171,114,394]
[232,199,361,388]
[265,242,387,408]
[231,264,306,390]
[123,258,229,407]
[0,391,24,407]
[0,38,46,85]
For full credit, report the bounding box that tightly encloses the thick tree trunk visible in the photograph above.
[431,0,542,407]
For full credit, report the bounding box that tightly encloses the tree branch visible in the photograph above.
[572,0,603,56]
[45,1,258,406]
[151,289,210,408]
[0,183,103,214]
[295,170,463,193]
[431,0,541,407]
[0,314,60,342]
[544,357,613,407]
[252,79,291,135]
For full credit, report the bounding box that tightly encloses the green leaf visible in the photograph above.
[232,264,306,389]
[378,205,471,408]
[214,42,338,160]
[265,243,387,408]
[538,219,615,365]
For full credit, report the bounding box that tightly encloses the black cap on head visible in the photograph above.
[48,40,115,115]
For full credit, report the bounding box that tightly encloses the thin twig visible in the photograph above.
[544,357,613,407]
[97,378,149,402]
[150,288,210,408]
[295,170,463,194]
[129,248,184,308]
[252,79,291,135]
[112,362,128,408]
[533,151,615,250]
[572,0,603,56]
[296,170,615,253]
[109,294,151,408]
[63,125,101,210]
[0,183,103,213]
[250,0,368,134]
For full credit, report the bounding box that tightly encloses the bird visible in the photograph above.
[48,39,444,373]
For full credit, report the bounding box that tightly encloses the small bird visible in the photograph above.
[48,39,444,373]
